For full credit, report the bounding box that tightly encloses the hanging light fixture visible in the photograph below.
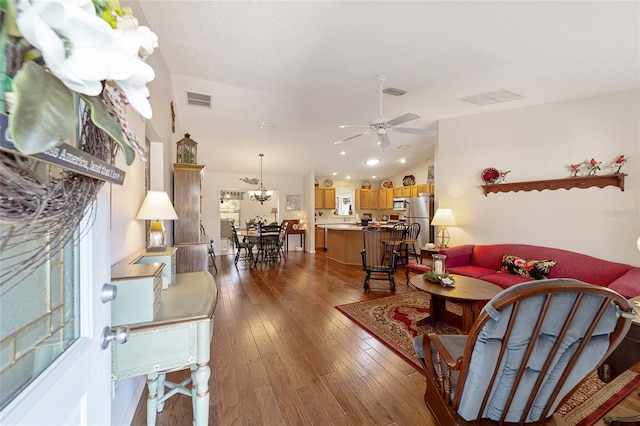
[249,153,273,204]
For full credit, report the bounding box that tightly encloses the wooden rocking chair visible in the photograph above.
[414,279,634,425]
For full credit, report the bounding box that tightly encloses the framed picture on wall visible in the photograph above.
[428,165,435,183]
[286,194,301,211]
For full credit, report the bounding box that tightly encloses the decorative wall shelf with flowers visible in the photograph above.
[481,173,627,196]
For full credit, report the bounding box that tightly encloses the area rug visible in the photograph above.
[336,292,640,426]
[336,291,461,372]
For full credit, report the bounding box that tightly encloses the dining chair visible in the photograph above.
[361,227,399,291]
[381,223,406,266]
[207,239,217,273]
[231,224,253,266]
[413,279,635,425]
[253,225,280,266]
[200,223,217,273]
[277,221,289,261]
[402,222,421,264]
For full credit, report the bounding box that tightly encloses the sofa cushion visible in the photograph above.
[447,265,496,279]
[500,255,557,280]
[608,268,640,299]
[439,245,475,268]
[480,272,532,289]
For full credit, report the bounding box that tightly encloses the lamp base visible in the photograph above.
[146,245,166,252]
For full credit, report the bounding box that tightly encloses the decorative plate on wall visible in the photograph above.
[403,175,415,186]
[481,167,500,184]
[381,180,391,189]
[361,181,372,189]
[324,179,333,187]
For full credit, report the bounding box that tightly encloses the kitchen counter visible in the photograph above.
[320,224,393,265]
[318,223,396,230]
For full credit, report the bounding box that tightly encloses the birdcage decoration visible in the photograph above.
[176,133,198,164]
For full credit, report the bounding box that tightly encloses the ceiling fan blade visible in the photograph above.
[393,127,438,137]
[377,132,391,148]
[333,131,370,145]
[386,112,420,126]
[339,124,371,129]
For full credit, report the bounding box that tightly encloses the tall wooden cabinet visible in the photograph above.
[173,163,208,273]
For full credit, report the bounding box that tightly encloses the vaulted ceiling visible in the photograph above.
[134,1,639,182]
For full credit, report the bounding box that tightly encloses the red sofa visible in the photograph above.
[439,244,640,298]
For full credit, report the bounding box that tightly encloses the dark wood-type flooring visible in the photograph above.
[131,251,640,426]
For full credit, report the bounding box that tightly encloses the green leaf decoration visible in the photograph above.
[9,61,77,155]
[79,93,135,165]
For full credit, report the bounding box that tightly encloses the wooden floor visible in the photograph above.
[131,251,640,426]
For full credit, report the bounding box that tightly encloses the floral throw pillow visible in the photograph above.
[499,255,557,280]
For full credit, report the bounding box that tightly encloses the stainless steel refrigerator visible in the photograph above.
[405,196,434,248]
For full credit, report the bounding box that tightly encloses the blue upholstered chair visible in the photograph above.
[413,279,634,425]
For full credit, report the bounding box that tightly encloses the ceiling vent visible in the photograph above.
[186,91,211,107]
[460,90,525,106]
[382,87,407,96]
[261,122,278,129]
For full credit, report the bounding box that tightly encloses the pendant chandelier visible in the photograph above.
[249,153,273,204]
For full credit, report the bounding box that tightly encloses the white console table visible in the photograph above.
[110,271,218,425]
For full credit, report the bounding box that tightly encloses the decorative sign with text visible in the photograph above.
[1,113,126,185]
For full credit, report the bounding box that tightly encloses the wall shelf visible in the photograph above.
[481,173,627,196]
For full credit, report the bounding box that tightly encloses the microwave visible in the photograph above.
[392,198,409,210]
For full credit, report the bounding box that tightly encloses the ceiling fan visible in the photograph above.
[334,74,437,148]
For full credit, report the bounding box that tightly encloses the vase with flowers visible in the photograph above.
[254,215,268,228]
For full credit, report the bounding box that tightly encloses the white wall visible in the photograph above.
[437,90,639,266]
[109,110,147,265]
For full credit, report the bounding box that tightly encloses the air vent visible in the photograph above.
[261,122,278,129]
[460,90,525,106]
[186,91,211,107]
[382,87,407,96]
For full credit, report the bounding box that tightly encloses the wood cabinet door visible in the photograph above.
[315,226,325,249]
[314,188,324,208]
[323,188,336,209]
[417,183,433,194]
[360,189,377,209]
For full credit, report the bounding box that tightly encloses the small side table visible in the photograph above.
[598,296,640,382]
[419,248,440,265]
[286,229,306,252]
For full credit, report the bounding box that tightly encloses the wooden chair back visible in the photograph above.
[420,279,634,425]
[360,227,399,291]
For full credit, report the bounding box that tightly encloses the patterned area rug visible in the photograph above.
[336,291,640,426]
[336,292,461,372]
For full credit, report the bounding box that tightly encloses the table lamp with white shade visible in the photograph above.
[431,208,456,249]
[136,191,179,252]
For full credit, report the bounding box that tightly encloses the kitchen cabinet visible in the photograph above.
[378,188,394,209]
[356,189,378,210]
[315,226,325,250]
[393,186,412,198]
[417,183,434,195]
[393,185,422,198]
[314,187,336,209]
[173,163,208,273]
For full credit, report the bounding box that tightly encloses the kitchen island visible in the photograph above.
[319,224,393,265]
